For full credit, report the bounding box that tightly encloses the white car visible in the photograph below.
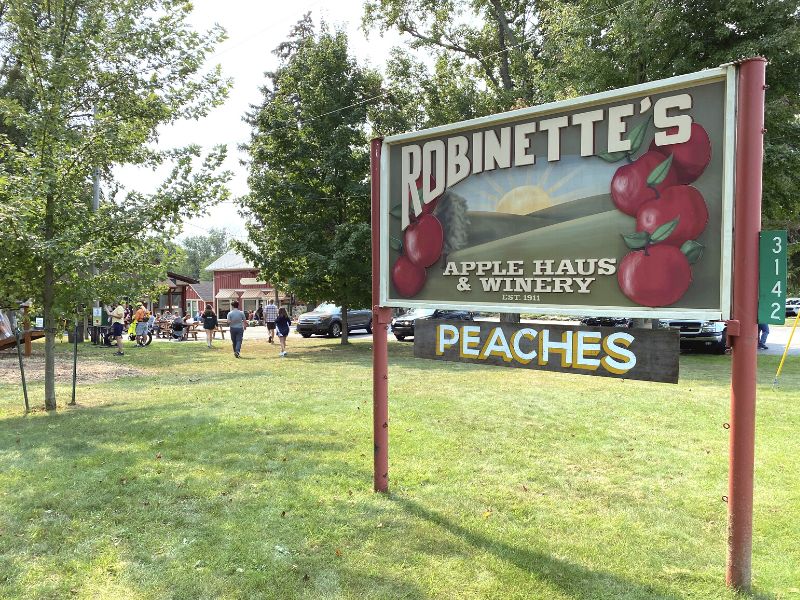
[786,298,800,318]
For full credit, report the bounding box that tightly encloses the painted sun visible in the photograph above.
[473,162,594,215]
[496,185,554,214]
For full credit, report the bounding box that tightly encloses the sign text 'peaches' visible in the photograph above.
[413,320,680,383]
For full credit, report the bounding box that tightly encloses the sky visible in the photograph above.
[114,0,408,242]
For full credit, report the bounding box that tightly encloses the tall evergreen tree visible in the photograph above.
[239,15,381,344]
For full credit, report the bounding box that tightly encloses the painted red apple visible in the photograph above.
[649,123,711,184]
[403,213,444,267]
[611,151,678,217]
[617,245,692,307]
[392,255,427,297]
[636,185,709,246]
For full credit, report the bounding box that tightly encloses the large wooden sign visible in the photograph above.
[414,320,680,383]
[379,68,736,320]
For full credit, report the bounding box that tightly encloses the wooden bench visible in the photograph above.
[157,321,172,338]
[213,327,228,340]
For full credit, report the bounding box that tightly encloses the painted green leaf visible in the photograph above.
[651,218,680,243]
[597,150,629,163]
[646,154,673,186]
[390,237,403,252]
[389,205,402,219]
[622,231,650,249]
[628,115,652,155]
[680,239,705,264]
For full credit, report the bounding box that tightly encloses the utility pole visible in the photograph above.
[90,164,101,343]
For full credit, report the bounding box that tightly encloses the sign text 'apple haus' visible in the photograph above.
[379,68,735,319]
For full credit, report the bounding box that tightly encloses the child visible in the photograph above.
[276,307,291,356]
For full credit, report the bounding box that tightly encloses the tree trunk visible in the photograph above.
[43,260,57,410]
[340,302,349,345]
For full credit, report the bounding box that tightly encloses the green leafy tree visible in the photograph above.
[537,0,800,225]
[366,0,800,219]
[366,0,800,295]
[364,0,542,110]
[0,0,231,410]
[238,16,379,344]
[173,228,230,281]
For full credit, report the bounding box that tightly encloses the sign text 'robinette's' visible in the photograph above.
[381,68,735,319]
[414,320,680,384]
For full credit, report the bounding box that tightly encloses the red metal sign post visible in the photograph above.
[371,61,767,587]
[371,137,390,493]
[727,57,766,592]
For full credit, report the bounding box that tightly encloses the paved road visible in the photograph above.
[153,320,800,357]
[760,324,800,356]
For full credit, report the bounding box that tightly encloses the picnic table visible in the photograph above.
[184,323,199,341]
[155,319,197,340]
[153,318,228,341]
[214,319,229,340]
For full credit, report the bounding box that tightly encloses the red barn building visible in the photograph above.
[205,249,286,318]
[184,281,214,318]
[152,271,199,315]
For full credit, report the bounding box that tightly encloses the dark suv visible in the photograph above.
[660,319,727,354]
[580,316,632,328]
[296,303,372,338]
[391,308,474,341]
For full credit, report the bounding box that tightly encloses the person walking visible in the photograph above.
[106,302,125,355]
[228,300,247,358]
[264,299,278,343]
[276,307,291,356]
[202,304,218,348]
[758,323,770,350]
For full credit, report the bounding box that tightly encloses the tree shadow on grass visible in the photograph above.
[0,401,398,598]
[390,495,776,600]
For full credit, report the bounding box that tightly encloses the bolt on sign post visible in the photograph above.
[757,230,787,325]
[371,59,765,590]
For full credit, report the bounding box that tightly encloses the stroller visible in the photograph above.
[170,317,186,341]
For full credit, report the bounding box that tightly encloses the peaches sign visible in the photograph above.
[379,68,735,319]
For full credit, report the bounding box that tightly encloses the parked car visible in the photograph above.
[391,308,474,341]
[659,319,727,354]
[785,298,800,317]
[295,303,372,338]
[579,316,632,328]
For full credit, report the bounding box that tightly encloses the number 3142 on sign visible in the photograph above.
[758,230,788,325]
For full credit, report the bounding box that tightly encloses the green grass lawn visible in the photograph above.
[0,336,798,599]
